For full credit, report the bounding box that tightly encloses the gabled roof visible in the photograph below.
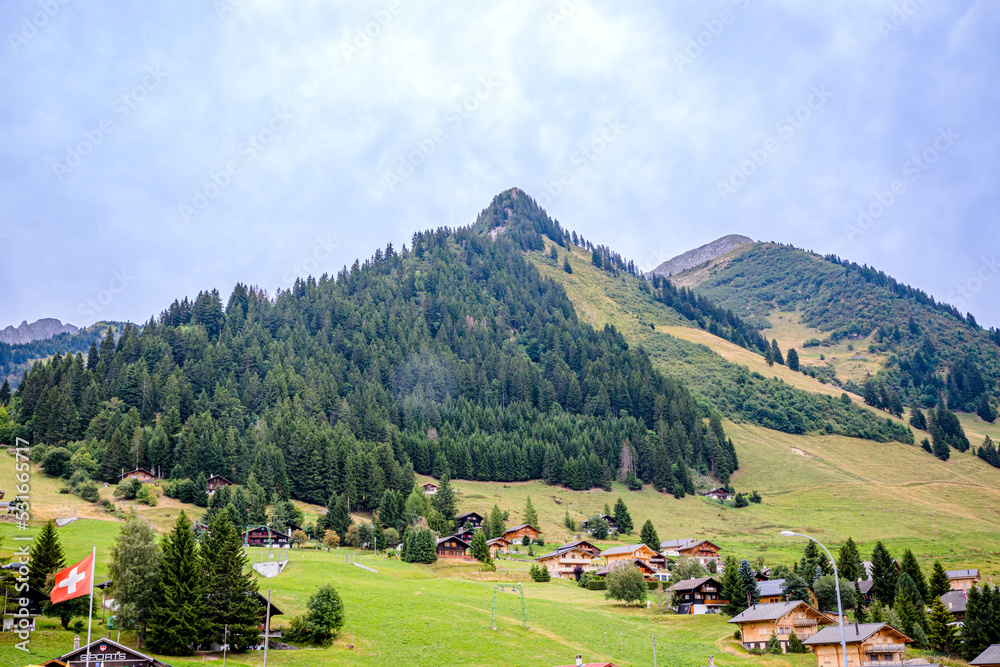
[559,540,600,554]
[940,590,969,614]
[601,543,656,558]
[52,637,173,667]
[946,568,980,579]
[206,474,232,483]
[677,539,720,552]
[971,644,1000,665]
[667,576,720,592]
[757,578,786,598]
[455,511,483,521]
[857,580,874,594]
[660,538,694,549]
[594,559,657,577]
[728,600,822,624]
[535,545,597,562]
[803,622,911,646]
[436,535,471,549]
[120,467,155,478]
[486,536,510,545]
[503,523,540,534]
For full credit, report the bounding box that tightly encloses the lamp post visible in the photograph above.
[781,531,849,667]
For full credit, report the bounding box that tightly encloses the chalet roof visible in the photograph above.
[255,591,283,616]
[206,474,233,483]
[52,637,173,667]
[487,536,510,545]
[703,487,732,495]
[594,559,656,577]
[582,514,616,525]
[120,467,155,478]
[971,644,1000,665]
[436,535,471,549]
[660,538,694,549]
[504,524,540,534]
[668,576,719,592]
[728,601,814,624]
[601,543,654,557]
[455,511,483,521]
[677,539,719,552]
[941,590,968,614]
[858,580,874,594]
[803,622,911,646]
[536,545,595,562]
[559,540,600,553]
[422,482,438,488]
[946,568,979,579]
[757,579,786,597]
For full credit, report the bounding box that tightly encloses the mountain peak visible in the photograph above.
[649,234,755,277]
[0,317,78,345]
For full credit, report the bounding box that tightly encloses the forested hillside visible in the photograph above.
[0,322,125,383]
[2,206,741,511]
[680,243,1000,414]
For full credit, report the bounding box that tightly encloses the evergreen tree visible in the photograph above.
[854,581,867,623]
[766,631,782,654]
[927,596,960,654]
[192,472,209,507]
[961,585,990,661]
[487,504,505,540]
[563,256,572,274]
[639,519,659,553]
[285,584,345,646]
[786,348,799,372]
[893,573,925,637]
[928,561,950,599]
[787,631,807,653]
[909,405,927,430]
[202,509,263,651]
[432,473,456,524]
[899,549,928,603]
[770,340,784,366]
[524,495,538,527]
[784,575,811,603]
[147,511,206,656]
[721,556,748,615]
[470,530,490,563]
[612,497,633,535]
[86,341,99,371]
[0,378,10,404]
[28,520,65,592]
[109,512,162,648]
[837,537,863,582]
[738,558,759,605]
[330,493,352,540]
[870,541,897,607]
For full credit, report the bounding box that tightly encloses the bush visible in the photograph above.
[284,584,345,646]
[136,485,158,506]
[42,447,72,478]
[578,572,592,588]
[533,538,544,546]
[114,478,142,500]
[605,563,648,605]
[529,564,551,582]
[733,493,749,508]
[587,579,607,591]
[749,490,762,504]
[77,481,100,503]
[788,631,807,653]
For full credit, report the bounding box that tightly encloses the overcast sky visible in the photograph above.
[2,1,998,330]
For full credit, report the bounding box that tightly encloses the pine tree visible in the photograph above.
[766,631,782,654]
[787,631,807,653]
[909,405,928,430]
[961,585,990,661]
[0,378,10,404]
[870,541,897,607]
[563,256,572,274]
[433,473,456,524]
[28,520,65,591]
[147,511,206,656]
[109,512,162,648]
[330,493,352,539]
[86,341,99,371]
[524,495,538,527]
[893,573,925,638]
[202,509,263,651]
[640,520,659,553]
[470,529,490,563]
[721,556,748,615]
[854,581,867,623]
[786,348,799,372]
[612,497,633,535]
[928,561,950,599]
[927,596,960,654]
[837,537,863,582]
[784,575,811,603]
[738,558,760,605]
[899,549,928,603]
[487,504,505,540]
[770,339,784,365]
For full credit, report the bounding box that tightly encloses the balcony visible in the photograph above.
[866,645,905,653]
[792,619,818,626]
[861,663,901,667]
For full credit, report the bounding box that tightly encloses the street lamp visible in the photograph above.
[780,531,849,667]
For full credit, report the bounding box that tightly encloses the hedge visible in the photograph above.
[587,580,607,591]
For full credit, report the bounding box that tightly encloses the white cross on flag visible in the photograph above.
[51,552,94,604]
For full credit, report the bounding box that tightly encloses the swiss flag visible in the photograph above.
[51,553,94,604]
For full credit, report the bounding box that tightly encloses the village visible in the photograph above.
[3,467,998,667]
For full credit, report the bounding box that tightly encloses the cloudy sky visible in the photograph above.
[2,0,998,329]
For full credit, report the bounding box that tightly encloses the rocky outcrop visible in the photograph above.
[649,234,754,277]
[0,318,78,345]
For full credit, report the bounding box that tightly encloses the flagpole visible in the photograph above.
[86,545,95,665]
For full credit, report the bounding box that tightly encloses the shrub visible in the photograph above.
[114,478,143,500]
[788,631,807,653]
[136,485,158,506]
[77,481,100,503]
[749,490,762,504]
[587,579,607,591]
[733,493,749,508]
[284,584,345,646]
[42,447,72,478]
[529,564,551,582]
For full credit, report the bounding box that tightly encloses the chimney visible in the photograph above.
[576,655,583,667]
[73,635,81,650]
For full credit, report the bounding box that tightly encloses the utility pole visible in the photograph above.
[653,632,657,667]
[222,624,228,667]
[263,589,272,667]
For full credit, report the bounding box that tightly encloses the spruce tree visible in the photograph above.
[86,341,99,371]
[612,497,633,535]
[928,561,950,599]
[487,504,505,540]
[899,549,928,603]
[109,512,162,648]
[470,530,490,563]
[909,405,927,430]
[433,473,456,524]
[28,520,65,591]
[721,556,748,615]
[786,347,799,371]
[0,378,10,404]
[837,537,863,582]
[738,558,759,605]
[192,472,209,507]
[927,596,960,654]
[330,493,352,539]
[961,585,991,661]
[784,575,811,603]
[524,495,538,527]
[640,520,659,553]
[870,541,897,607]
[854,581,867,623]
[147,511,206,656]
[893,573,925,637]
[770,339,784,365]
[202,509,263,651]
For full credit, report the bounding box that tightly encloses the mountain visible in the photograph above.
[671,242,1000,417]
[0,318,77,345]
[0,321,126,384]
[648,234,754,278]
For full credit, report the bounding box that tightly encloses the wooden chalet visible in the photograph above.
[702,487,733,501]
[502,524,541,544]
[206,474,233,494]
[601,543,658,567]
[676,539,722,569]
[581,514,618,534]
[947,568,980,590]
[729,600,832,651]
[660,538,694,556]
[594,558,658,581]
[487,536,510,557]
[42,637,174,667]
[454,511,484,528]
[422,482,438,495]
[972,645,1000,667]
[244,525,291,547]
[436,535,472,559]
[535,542,601,579]
[802,622,911,667]
[940,590,969,621]
[119,467,156,484]
[758,578,787,604]
[561,539,601,558]
[668,576,727,614]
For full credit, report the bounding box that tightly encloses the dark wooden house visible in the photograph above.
[668,576,728,614]
[436,535,471,559]
[42,637,174,667]
[206,474,234,495]
[454,511,484,529]
[119,467,157,484]
[244,525,291,547]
